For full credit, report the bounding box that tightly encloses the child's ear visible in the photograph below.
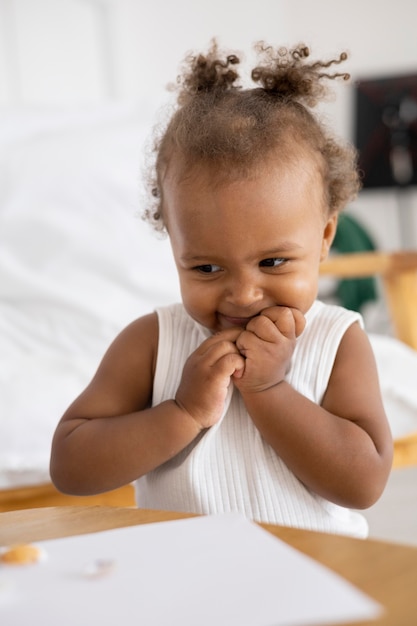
[320,213,338,261]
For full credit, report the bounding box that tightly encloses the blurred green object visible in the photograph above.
[331,214,378,312]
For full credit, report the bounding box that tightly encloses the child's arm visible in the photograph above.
[233,308,393,510]
[50,314,244,496]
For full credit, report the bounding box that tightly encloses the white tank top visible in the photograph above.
[135,301,368,537]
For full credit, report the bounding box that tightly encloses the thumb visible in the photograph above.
[232,358,245,379]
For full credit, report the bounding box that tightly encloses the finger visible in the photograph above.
[214,327,243,342]
[216,352,246,379]
[195,336,242,365]
[260,306,306,339]
[194,328,242,357]
[235,329,258,356]
[244,314,279,343]
[292,308,306,337]
[260,306,296,339]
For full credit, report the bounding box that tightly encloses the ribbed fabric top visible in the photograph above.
[135,301,368,537]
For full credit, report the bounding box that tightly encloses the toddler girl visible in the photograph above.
[50,41,393,537]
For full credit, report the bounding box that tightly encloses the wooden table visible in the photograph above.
[1,506,417,626]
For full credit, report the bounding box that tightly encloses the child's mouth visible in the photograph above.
[218,313,255,328]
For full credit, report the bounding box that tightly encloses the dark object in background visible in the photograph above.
[354,73,417,188]
[331,214,378,313]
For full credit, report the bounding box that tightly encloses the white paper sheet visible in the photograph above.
[0,513,382,626]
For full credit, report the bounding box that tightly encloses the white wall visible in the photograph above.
[281,0,417,251]
[1,0,417,249]
[0,0,106,103]
[110,0,417,251]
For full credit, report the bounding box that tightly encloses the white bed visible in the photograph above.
[0,100,182,491]
[1,0,417,507]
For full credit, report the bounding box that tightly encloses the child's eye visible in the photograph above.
[194,264,222,274]
[259,258,286,268]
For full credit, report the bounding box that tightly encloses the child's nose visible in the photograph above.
[225,274,264,307]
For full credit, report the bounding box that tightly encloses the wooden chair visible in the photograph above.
[320,250,417,468]
[0,482,136,513]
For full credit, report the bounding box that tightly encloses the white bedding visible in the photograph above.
[0,102,180,488]
[1,103,417,490]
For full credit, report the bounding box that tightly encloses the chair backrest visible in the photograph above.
[320,251,417,351]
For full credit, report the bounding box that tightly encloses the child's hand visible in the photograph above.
[175,328,245,429]
[233,306,306,393]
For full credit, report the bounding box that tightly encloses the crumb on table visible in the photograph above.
[0,544,43,565]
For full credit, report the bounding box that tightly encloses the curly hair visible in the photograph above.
[143,40,361,232]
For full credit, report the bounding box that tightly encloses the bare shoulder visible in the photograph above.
[329,321,378,383]
[323,321,390,429]
[102,312,159,374]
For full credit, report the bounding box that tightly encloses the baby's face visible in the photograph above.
[162,158,337,333]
